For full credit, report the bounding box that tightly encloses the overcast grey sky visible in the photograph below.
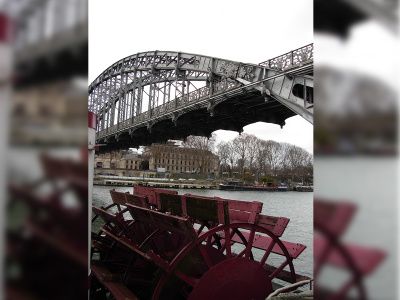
[89,0,314,153]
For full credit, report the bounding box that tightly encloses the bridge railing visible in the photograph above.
[96,81,243,138]
[259,44,313,71]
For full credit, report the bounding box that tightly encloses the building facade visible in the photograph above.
[94,150,142,175]
[146,142,219,175]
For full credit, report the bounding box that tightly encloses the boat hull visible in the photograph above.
[296,186,313,192]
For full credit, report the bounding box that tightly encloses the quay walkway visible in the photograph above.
[94,178,217,189]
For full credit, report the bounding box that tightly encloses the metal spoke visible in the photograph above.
[233,228,255,260]
[260,240,276,266]
[220,229,236,253]
[197,244,214,269]
[205,222,215,246]
[269,260,289,281]
[224,228,232,259]
[196,222,206,236]
[245,229,256,259]
[174,270,198,287]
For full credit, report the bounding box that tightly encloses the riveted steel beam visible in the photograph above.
[89,46,314,144]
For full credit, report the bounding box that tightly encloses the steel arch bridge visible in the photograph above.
[88,44,313,152]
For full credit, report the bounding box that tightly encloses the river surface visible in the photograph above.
[92,185,314,282]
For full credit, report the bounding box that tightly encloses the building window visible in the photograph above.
[96,162,103,168]
[111,163,116,169]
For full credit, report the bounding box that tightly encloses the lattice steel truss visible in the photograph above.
[89,45,313,146]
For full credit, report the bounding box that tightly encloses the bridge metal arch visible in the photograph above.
[88,51,264,119]
[88,45,313,149]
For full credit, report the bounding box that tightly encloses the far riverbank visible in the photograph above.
[94,176,219,189]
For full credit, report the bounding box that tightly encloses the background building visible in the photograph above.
[94,149,142,176]
[146,141,219,175]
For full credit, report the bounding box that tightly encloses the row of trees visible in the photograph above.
[216,134,313,183]
[140,134,312,182]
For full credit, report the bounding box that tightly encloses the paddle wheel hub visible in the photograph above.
[189,257,273,300]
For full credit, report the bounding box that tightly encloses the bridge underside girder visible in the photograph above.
[97,91,295,153]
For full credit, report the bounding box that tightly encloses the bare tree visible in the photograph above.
[255,139,268,177]
[216,141,230,175]
[282,144,311,182]
[182,135,217,174]
[232,134,248,174]
[264,140,283,177]
[298,151,313,183]
[215,136,313,182]
[245,135,259,174]
[147,144,166,170]
[226,141,236,175]
[183,134,216,152]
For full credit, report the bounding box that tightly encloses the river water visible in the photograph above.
[92,156,398,299]
[315,156,398,300]
[92,185,314,282]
